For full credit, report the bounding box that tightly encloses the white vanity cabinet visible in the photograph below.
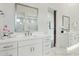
[18,39,42,56]
[0,41,17,56]
[0,35,51,56]
[0,48,17,56]
[18,43,42,56]
[42,38,51,56]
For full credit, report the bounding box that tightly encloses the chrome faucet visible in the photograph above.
[25,31,32,36]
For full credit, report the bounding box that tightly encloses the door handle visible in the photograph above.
[61,30,64,33]
[3,45,13,48]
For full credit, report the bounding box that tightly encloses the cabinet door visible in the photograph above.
[18,45,33,56]
[43,39,51,56]
[0,48,17,56]
[18,43,42,56]
[31,43,42,56]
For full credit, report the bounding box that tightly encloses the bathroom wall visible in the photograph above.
[30,3,79,48]
[23,3,61,32]
[0,3,79,48]
[55,3,79,47]
[0,3,15,32]
[24,3,71,48]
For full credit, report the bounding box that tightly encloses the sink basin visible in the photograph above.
[29,32,49,39]
[10,33,25,38]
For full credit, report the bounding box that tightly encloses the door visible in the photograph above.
[56,16,70,48]
[58,16,70,48]
[48,8,56,47]
[58,32,69,48]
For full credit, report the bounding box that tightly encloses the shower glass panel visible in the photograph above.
[48,8,54,48]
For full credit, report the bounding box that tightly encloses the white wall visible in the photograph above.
[0,3,15,32]
[30,3,79,47]
[0,3,79,48]
[54,3,79,47]
[23,3,62,33]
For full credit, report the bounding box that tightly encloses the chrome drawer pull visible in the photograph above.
[3,45,13,48]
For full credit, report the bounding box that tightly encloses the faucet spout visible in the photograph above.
[25,31,32,36]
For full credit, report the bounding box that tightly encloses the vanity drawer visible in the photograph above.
[0,48,17,56]
[43,49,51,56]
[0,42,17,51]
[43,43,51,49]
[44,51,50,56]
[18,39,42,47]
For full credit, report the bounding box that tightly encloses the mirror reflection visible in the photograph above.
[15,4,38,32]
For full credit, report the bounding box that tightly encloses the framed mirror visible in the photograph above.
[15,3,38,32]
[62,16,70,32]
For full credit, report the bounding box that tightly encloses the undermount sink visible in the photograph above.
[0,32,48,40]
[10,33,25,38]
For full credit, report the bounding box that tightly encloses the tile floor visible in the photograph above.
[50,47,79,56]
[50,47,67,56]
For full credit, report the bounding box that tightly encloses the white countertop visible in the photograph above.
[0,32,50,43]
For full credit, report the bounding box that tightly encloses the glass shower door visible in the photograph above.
[48,8,55,48]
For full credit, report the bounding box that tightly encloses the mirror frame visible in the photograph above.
[15,3,39,32]
[62,15,70,32]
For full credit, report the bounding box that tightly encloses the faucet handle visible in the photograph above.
[30,32,32,36]
[25,33,27,36]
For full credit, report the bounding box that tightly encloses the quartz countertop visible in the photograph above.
[0,32,50,43]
